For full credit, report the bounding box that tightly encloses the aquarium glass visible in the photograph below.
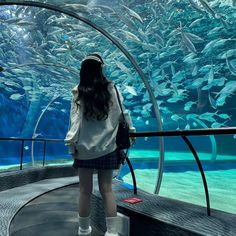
[0,0,236,214]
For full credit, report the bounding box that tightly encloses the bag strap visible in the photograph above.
[114,85,125,120]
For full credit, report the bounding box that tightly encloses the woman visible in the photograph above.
[64,54,136,236]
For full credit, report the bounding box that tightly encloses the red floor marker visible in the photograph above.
[123,197,143,204]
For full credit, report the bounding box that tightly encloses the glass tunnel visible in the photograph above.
[0,0,236,216]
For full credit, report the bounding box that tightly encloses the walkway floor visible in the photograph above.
[2,173,236,236]
[9,184,104,236]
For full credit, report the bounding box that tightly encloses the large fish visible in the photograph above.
[198,0,218,18]
[120,4,143,24]
[9,93,25,101]
[188,0,206,14]
[180,31,197,54]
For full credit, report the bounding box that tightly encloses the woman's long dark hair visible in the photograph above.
[76,54,112,121]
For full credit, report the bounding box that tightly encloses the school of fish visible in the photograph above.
[0,0,236,138]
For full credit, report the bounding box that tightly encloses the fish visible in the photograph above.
[198,0,217,18]
[208,93,217,109]
[53,47,69,53]
[188,0,206,14]
[184,32,204,44]
[213,38,233,49]
[115,61,133,79]
[188,77,205,89]
[189,17,205,28]
[192,64,198,76]
[199,112,217,122]
[183,53,199,65]
[120,5,143,24]
[142,103,152,111]
[201,84,213,90]
[4,17,23,24]
[216,94,227,107]
[24,146,29,150]
[141,109,150,118]
[170,63,176,76]
[115,11,138,31]
[207,26,223,36]
[185,124,191,130]
[218,113,231,120]
[218,49,236,59]
[172,70,186,83]
[181,31,197,54]
[4,81,21,88]
[171,114,185,122]
[201,39,219,54]
[93,5,115,14]
[167,97,184,103]
[61,4,90,14]
[124,85,138,96]
[16,20,36,27]
[157,2,167,15]
[215,81,236,98]
[226,57,236,76]
[32,133,42,138]
[186,113,198,120]
[119,30,141,43]
[184,101,197,111]
[211,121,227,128]
[23,86,33,91]
[156,33,165,47]
[9,93,25,101]
[207,63,214,85]
[212,77,227,87]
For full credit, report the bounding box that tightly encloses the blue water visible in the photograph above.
[0,155,71,166]
[120,150,236,214]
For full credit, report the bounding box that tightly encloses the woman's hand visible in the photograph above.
[131,137,136,146]
[72,149,78,159]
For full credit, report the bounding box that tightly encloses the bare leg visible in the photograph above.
[98,169,117,217]
[78,168,94,217]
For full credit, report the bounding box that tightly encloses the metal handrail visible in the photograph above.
[129,127,236,137]
[0,138,62,142]
[132,127,236,216]
[0,137,63,170]
[2,126,236,142]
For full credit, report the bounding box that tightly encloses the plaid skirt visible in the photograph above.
[72,149,125,170]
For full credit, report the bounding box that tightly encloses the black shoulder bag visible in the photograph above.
[114,85,131,150]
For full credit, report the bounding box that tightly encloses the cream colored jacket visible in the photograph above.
[64,82,135,160]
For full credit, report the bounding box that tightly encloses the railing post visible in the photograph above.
[125,156,137,195]
[181,135,211,216]
[20,140,24,170]
[43,140,46,167]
